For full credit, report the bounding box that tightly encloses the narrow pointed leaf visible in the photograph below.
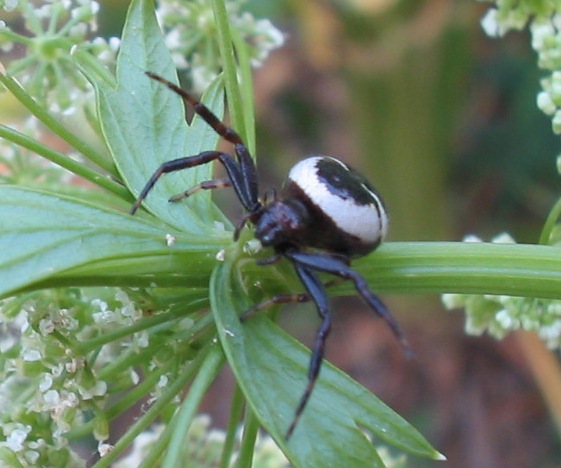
[210,257,442,466]
[87,0,226,232]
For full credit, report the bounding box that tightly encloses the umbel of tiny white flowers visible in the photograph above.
[442,233,561,350]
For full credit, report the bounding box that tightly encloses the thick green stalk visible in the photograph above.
[242,241,561,300]
[353,241,561,299]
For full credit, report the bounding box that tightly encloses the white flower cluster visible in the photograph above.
[531,15,561,134]
[155,0,284,92]
[0,288,149,465]
[473,3,561,348]
[481,3,561,134]
[442,233,561,349]
[480,4,530,37]
[0,0,120,114]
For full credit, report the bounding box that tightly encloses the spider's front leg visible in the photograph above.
[129,151,254,215]
[130,151,224,214]
[240,293,311,321]
[285,250,413,358]
[239,255,348,321]
[130,72,262,216]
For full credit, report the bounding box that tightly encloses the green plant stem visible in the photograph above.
[220,384,246,468]
[97,343,168,382]
[0,28,33,46]
[351,242,561,299]
[162,346,225,468]
[18,241,561,301]
[539,197,561,245]
[242,241,561,300]
[0,124,130,199]
[0,72,118,177]
[210,0,248,143]
[66,352,175,440]
[74,299,206,355]
[103,360,169,419]
[230,28,256,155]
[236,408,260,468]
[91,343,221,468]
[72,47,117,89]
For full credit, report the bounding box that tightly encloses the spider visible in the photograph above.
[130,71,412,440]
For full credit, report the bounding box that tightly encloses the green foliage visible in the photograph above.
[211,258,440,465]
[1,0,561,466]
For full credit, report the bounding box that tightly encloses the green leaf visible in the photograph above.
[0,186,225,299]
[210,256,443,467]
[87,0,227,233]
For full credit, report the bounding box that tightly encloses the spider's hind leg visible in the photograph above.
[240,293,310,321]
[241,251,345,321]
[284,262,332,440]
[130,72,262,217]
[239,258,331,439]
